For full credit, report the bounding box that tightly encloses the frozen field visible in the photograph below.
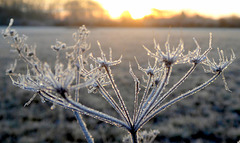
[0,27,240,142]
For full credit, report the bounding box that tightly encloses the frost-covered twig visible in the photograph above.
[2,19,235,143]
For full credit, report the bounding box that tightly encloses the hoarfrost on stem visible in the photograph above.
[2,18,235,143]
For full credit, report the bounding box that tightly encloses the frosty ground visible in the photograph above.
[0,27,239,143]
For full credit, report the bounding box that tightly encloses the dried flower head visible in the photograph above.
[51,40,67,52]
[89,42,122,68]
[72,25,90,42]
[135,57,162,76]
[188,33,213,64]
[6,59,17,74]
[203,48,235,91]
[203,48,235,74]
[2,19,236,143]
[144,37,187,68]
[2,18,14,38]
[85,64,109,93]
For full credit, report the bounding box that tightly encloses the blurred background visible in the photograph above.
[1,0,240,27]
[0,0,240,143]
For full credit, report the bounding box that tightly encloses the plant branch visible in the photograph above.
[146,63,197,117]
[97,80,130,126]
[138,72,221,129]
[39,90,130,130]
[135,75,152,124]
[135,66,171,130]
[104,66,132,126]
[74,111,94,143]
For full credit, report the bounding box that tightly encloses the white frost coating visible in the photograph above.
[3,19,235,143]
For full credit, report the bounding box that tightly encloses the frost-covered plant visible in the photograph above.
[123,130,159,143]
[2,19,235,143]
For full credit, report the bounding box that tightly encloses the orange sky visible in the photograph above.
[94,0,240,19]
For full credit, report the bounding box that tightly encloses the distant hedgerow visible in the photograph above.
[2,18,235,143]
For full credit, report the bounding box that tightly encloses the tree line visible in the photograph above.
[1,0,240,27]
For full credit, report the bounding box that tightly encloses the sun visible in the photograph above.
[128,8,152,19]
[96,0,153,19]
[95,0,240,20]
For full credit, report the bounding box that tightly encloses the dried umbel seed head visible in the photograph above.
[144,38,187,68]
[28,52,34,57]
[3,18,236,143]
[188,34,213,64]
[51,40,67,52]
[56,87,68,98]
[134,57,162,77]
[10,29,16,36]
[6,60,17,74]
[89,44,122,69]
[203,48,235,74]
[146,68,154,75]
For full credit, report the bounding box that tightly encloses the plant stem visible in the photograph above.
[138,72,221,129]
[74,111,94,143]
[104,66,132,126]
[97,80,129,124]
[39,90,130,130]
[130,130,138,143]
[135,67,171,129]
[146,64,197,116]
[135,75,152,123]
[74,65,94,143]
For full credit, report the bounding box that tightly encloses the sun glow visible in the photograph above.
[128,9,152,19]
[96,0,153,19]
[95,0,240,20]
